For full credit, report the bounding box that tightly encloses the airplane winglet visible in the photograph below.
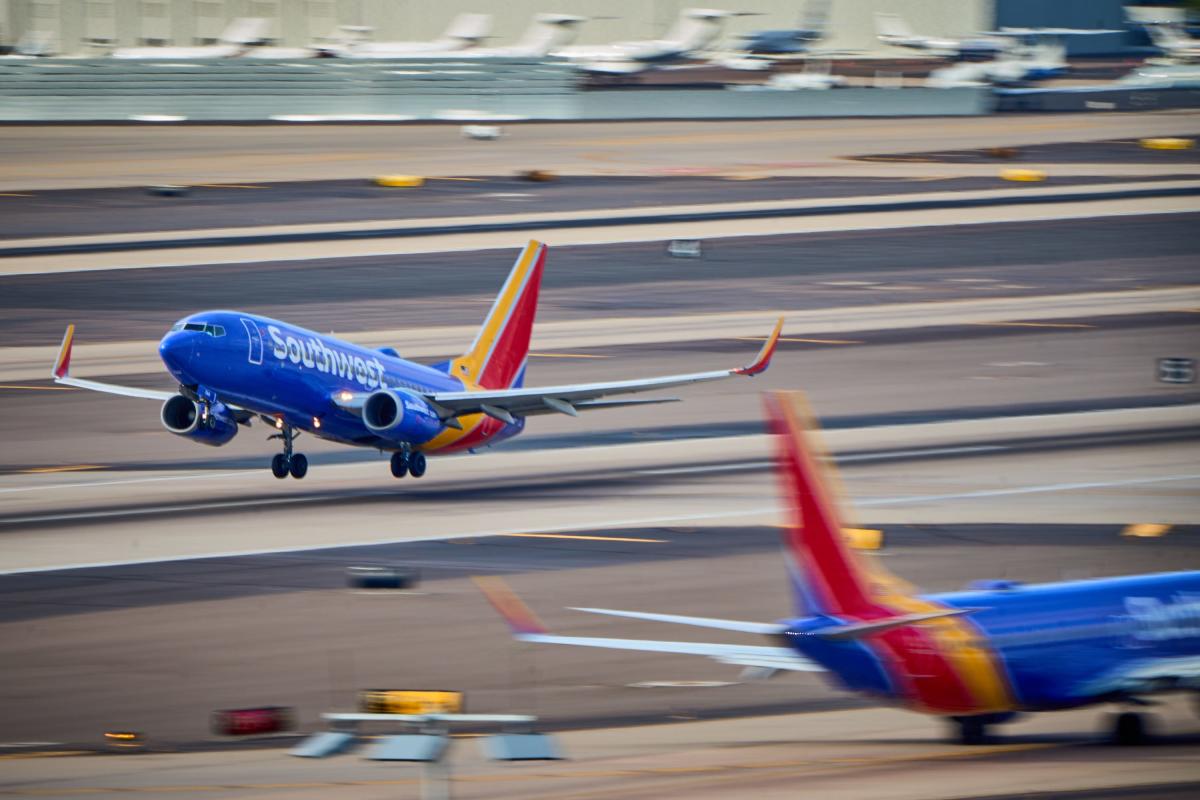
[473,575,548,636]
[734,316,784,376]
[53,324,75,379]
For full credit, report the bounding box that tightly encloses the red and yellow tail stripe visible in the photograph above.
[766,390,1015,715]
[473,575,548,635]
[734,316,784,376]
[53,324,75,379]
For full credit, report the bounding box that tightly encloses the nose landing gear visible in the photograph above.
[268,421,307,479]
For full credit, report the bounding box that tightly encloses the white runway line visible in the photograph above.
[2,471,1198,576]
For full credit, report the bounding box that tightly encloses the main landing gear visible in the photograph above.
[1110,711,1153,746]
[390,449,427,479]
[268,422,307,479]
[950,716,990,746]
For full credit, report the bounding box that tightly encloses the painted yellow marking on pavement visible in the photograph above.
[190,183,268,190]
[0,750,91,760]
[0,192,34,197]
[0,384,76,391]
[736,336,862,345]
[501,532,666,543]
[970,321,1095,329]
[1122,523,1171,538]
[528,352,611,359]
[22,465,103,474]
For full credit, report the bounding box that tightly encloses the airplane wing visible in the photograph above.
[50,325,175,401]
[475,576,823,674]
[425,317,783,423]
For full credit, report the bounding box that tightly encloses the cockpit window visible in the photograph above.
[174,322,226,337]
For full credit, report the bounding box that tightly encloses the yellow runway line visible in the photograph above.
[735,336,862,345]
[21,465,103,474]
[500,532,666,543]
[0,192,35,197]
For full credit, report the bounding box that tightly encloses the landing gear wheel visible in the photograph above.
[289,453,308,479]
[1112,712,1148,746]
[390,451,409,478]
[952,716,988,746]
[408,451,427,478]
[271,453,289,479]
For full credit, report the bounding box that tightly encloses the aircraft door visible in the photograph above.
[241,318,263,365]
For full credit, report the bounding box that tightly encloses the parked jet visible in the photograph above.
[111,17,269,59]
[874,13,1008,60]
[925,28,1118,87]
[339,13,492,58]
[554,8,739,74]
[51,241,782,481]
[423,14,589,59]
[480,391,1200,745]
[1145,23,1200,64]
[737,0,832,56]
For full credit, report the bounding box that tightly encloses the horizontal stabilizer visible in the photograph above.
[515,633,821,672]
[570,607,785,635]
[814,608,972,641]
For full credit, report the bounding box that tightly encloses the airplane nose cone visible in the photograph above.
[158,333,190,369]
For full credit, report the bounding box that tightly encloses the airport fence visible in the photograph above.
[0,58,989,121]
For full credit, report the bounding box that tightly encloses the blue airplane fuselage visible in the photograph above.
[157,310,524,451]
[780,571,1200,714]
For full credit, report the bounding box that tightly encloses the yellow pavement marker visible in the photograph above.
[1122,523,1171,538]
[373,175,425,188]
[1000,168,1046,182]
[1140,138,1193,150]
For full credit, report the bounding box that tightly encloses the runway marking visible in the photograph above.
[0,192,34,197]
[638,462,768,476]
[4,472,1199,575]
[970,321,1096,329]
[639,446,1007,475]
[734,336,862,345]
[528,352,612,359]
[20,465,103,474]
[0,750,90,760]
[1122,523,1172,538]
[0,384,77,391]
[500,532,666,543]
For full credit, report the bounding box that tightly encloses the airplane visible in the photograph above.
[553,8,742,75]
[420,14,589,60]
[874,13,1009,61]
[111,17,269,59]
[925,28,1119,88]
[338,13,492,58]
[478,390,1200,745]
[1145,23,1200,64]
[50,241,783,481]
[737,0,832,56]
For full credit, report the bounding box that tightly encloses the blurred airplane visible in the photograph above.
[422,14,589,59]
[51,241,782,481]
[480,390,1200,745]
[554,8,742,74]
[111,17,269,59]
[737,0,832,55]
[875,12,1009,60]
[1145,23,1200,63]
[338,13,492,58]
[925,28,1119,87]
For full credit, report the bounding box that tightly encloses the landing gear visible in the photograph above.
[268,421,306,480]
[1111,711,1151,746]
[950,716,989,745]
[389,449,427,479]
[390,451,409,478]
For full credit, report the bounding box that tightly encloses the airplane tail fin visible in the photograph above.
[875,13,913,40]
[515,14,587,56]
[764,391,917,618]
[439,12,493,46]
[449,240,547,390]
[218,17,269,46]
[667,9,731,52]
[800,0,833,38]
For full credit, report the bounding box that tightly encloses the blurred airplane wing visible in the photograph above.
[428,317,783,421]
[474,576,822,673]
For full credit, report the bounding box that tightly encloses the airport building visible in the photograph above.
[0,0,1161,57]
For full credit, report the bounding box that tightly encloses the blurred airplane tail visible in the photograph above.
[875,13,913,40]
[800,0,833,38]
[764,391,918,618]
[448,240,546,390]
[439,13,493,46]
[516,14,587,56]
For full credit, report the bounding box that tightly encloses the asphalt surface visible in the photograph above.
[1,521,1196,746]
[3,211,1197,345]
[857,138,1200,165]
[2,174,1185,241]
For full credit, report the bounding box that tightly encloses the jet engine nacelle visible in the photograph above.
[160,395,239,447]
[362,389,443,444]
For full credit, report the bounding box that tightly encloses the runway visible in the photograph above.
[1,113,1198,798]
